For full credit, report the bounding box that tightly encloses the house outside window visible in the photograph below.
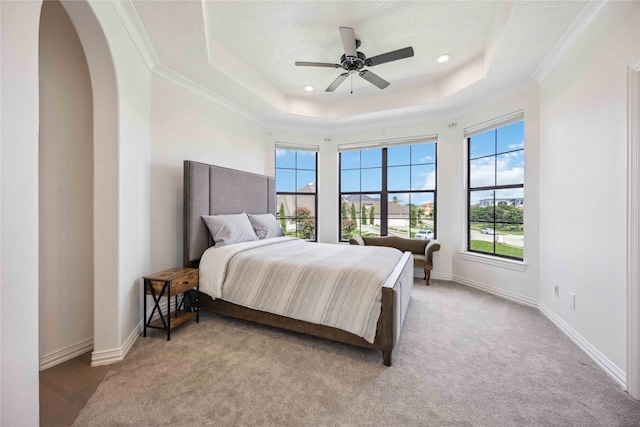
[338,139,437,242]
[275,145,318,240]
[466,114,524,260]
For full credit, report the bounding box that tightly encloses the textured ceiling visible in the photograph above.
[205,1,498,96]
[130,0,588,128]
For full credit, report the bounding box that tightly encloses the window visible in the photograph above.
[467,118,524,260]
[339,140,437,241]
[275,146,317,240]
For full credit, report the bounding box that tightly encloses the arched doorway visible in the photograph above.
[39,0,95,370]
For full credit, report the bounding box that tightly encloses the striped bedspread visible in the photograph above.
[199,237,404,343]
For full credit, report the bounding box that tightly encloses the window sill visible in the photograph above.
[459,251,526,272]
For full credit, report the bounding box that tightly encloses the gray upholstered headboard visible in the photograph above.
[183,161,276,267]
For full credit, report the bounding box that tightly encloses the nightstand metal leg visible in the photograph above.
[143,279,148,337]
[167,283,171,341]
[196,284,200,323]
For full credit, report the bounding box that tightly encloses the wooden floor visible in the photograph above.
[39,352,110,427]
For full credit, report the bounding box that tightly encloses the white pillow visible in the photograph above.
[248,213,285,239]
[202,213,258,247]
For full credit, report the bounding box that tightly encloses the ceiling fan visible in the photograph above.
[295,27,414,93]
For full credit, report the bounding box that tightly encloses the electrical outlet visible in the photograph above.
[554,285,559,297]
[569,292,576,309]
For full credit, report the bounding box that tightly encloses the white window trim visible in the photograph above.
[459,250,526,272]
[337,134,438,152]
[463,110,525,263]
[275,141,319,152]
[464,109,524,138]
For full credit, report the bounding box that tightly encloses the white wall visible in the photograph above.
[114,18,151,357]
[0,1,42,424]
[60,0,151,364]
[539,1,640,380]
[39,0,94,367]
[452,85,540,305]
[150,74,268,272]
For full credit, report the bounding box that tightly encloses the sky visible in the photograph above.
[275,121,524,208]
[468,121,525,205]
[276,142,436,203]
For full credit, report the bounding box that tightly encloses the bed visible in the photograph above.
[183,160,414,365]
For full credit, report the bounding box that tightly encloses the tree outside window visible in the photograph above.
[275,148,317,241]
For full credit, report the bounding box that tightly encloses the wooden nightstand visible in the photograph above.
[143,267,199,340]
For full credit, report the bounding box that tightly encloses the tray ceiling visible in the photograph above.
[127,0,589,128]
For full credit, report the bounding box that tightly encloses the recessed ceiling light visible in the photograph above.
[436,54,452,63]
[304,85,314,92]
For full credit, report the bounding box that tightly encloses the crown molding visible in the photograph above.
[153,65,268,127]
[532,1,608,83]
[110,0,268,127]
[110,0,160,69]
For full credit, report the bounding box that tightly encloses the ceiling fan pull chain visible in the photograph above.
[350,73,353,94]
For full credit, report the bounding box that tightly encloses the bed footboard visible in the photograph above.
[379,251,414,365]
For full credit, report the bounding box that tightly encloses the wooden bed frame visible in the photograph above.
[183,160,414,365]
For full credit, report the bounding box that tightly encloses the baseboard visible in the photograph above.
[430,272,453,281]
[91,321,141,367]
[40,337,94,371]
[91,297,183,367]
[452,274,538,308]
[538,302,626,388]
[412,268,453,281]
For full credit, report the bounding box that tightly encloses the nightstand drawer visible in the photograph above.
[169,269,198,295]
[145,268,198,296]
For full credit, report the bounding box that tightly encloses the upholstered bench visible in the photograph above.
[349,235,441,285]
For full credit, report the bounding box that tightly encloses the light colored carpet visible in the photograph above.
[73,280,640,426]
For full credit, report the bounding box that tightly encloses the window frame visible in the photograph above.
[338,141,437,242]
[275,146,318,241]
[466,116,524,261]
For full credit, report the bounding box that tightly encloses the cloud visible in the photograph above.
[421,170,436,190]
[470,153,524,187]
[507,140,524,150]
[497,167,524,185]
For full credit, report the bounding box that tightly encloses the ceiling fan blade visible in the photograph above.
[365,47,414,67]
[359,70,390,89]
[339,27,357,58]
[295,61,341,68]
[326,73,349,92]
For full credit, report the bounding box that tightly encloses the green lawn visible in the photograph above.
[470,240,523,259]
